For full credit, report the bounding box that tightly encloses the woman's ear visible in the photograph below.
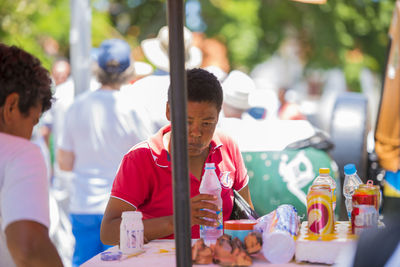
[166,102,171,121]
[2,93,19,124]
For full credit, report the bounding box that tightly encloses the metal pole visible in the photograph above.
[70,0,91,96]
[167,0,192,266]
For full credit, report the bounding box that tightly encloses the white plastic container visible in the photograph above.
[255,204,299,264]
[199,162,223,245]
[120,211,144,254]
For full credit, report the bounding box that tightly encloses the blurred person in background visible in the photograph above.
[247,88,280,120]
[57,38,153,266]
[192,32,229,81]
[39,53,102,267]
[277,88,306,120]
[34,58,71,174]
[126,25,203,133]
[41,56,101,158]
[219,70,255,121]
[51,58,71,87]
[0,43,63,267]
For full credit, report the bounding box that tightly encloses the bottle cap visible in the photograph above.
[205,162,216,169]
[122,211,143,219]
[344,164,356,175]
[319,168,330,174]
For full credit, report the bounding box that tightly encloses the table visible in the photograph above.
[82,240,327,267]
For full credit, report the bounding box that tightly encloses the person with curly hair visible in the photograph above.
[0,43,63,266]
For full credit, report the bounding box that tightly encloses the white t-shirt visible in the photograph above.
[58,89,154,214]
[122,74,170,133]
[0,133,50,266]
[41,77,100,153]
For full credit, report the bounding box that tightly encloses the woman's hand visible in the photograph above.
[190,194,219,226]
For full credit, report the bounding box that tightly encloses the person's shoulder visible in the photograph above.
[0,133,41,157]
[215,129,238,147]
[0,133,36,147]
[68,89,97,109]
[125,140,151,158]
[131,75,170,89]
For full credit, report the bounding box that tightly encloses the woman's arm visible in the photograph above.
[101,194,219,244]
[57,149,74,171]
[6,221,63,267]
[101,198,175,245]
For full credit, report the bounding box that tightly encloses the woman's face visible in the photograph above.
[0,93,42,140]
[167,101,219,158]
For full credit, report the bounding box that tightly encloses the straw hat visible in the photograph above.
[222,70,255,110]
[141,26,202,72]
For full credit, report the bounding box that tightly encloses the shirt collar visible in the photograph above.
[147,125,224,168]
[147,125,171,167]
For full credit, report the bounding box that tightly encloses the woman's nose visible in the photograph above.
[188,122,202,137]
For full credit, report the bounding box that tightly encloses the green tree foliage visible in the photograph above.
[0,0,395,90]
[109,0,394,91]
[256,0,395,91]
[0,0,115,70]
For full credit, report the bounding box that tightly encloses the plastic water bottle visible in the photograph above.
[199,163,223,245]
[343,163,363,221]
[312,168,337,211]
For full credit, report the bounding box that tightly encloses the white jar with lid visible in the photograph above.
[120,211,144,254]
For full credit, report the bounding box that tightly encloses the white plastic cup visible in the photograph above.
[255,204,299,264]
[262,230,296,264]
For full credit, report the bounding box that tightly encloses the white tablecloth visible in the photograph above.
[81,240,327,267]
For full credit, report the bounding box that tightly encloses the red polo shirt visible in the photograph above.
[111,125,249,239]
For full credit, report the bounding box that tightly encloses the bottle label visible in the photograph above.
[125,229,143,250]
[332,188,336,203]
[200,209,223,230]
[220,171,233,189]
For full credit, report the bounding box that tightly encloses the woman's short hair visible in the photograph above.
[94,63,135,86]
[168,68,223,111]
[0,44,53,115]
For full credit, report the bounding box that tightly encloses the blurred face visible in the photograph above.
[167,101,219,158]
[52,61,70,86]
[186,101,219,157]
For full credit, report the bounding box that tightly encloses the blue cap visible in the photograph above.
[98,39,131,74]
[248,107,266,119]
[344,164,357,175]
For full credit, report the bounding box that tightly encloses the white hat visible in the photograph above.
[204,66,227,82]
[134,61,154,77]
[222,70,255,110]
[141,26,202,72]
